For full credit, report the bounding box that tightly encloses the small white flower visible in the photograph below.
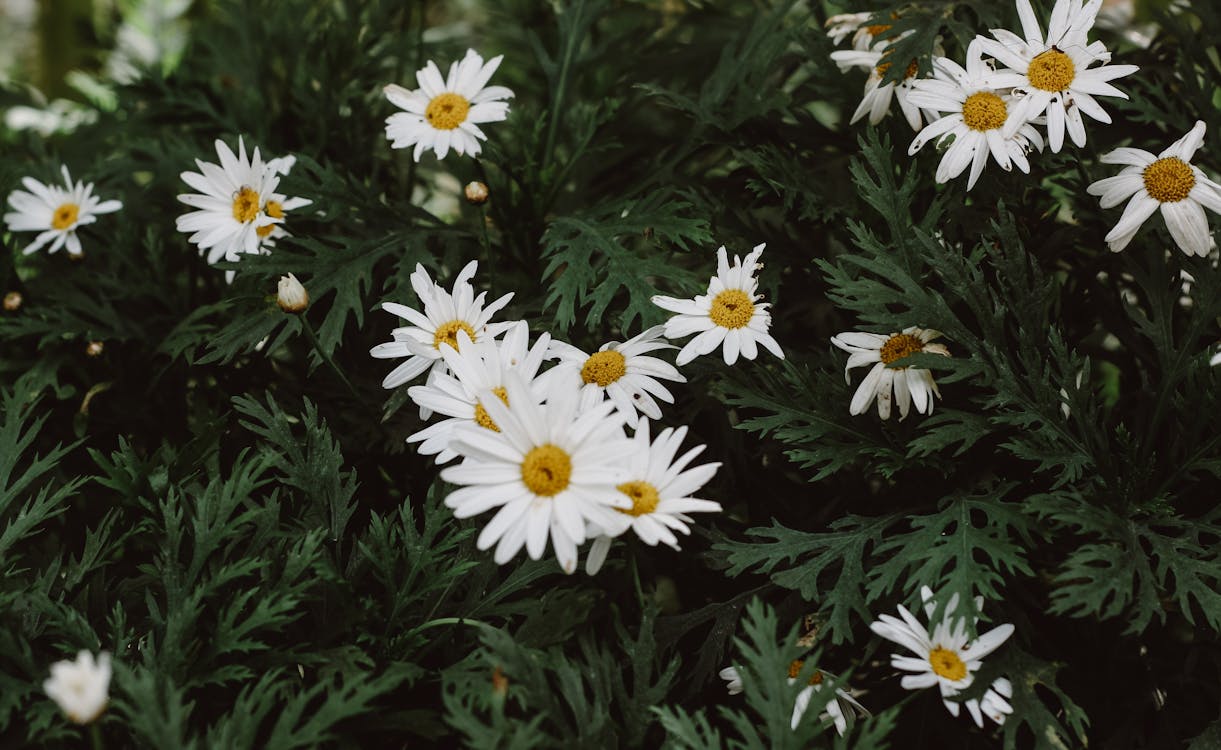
[718,662,869,736]
[3,166,122,256]
[547,326,686,426]
[870,587,1015,723]
[978,0,1139,152]
[369,260,515,389]
[44,651,111,725]
[907,39,1045,190]
[652,243,784,367]
[384,49,514,161]
[584,422,721,575]
[407,322,551,463]
[276,273,309,313]
[825,12,894,52]
[719,665,744,695]
[439,372,636,574]
[830,327,949,420]
[831,44,932,131]
[1086,121,1221,257]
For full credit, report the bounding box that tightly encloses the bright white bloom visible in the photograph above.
[370,260,515,389]
[1086,121,1221,257]
[825,12,893,51]
[831,44,931,131]
[175,138,311,280]
[652,244,784,367]
[44,651,111,724]
[718,663,868,736]
[4,166,122,256]
[407,323,551,463]
[384,49,514,161]
[253,155,309,250]
[440,372,636,574]
[547,326,685,426]
[907,40,1045,190]
[979,0,1139,152]
[831,327,949,420]
[870,587,1015,725]
[584,423,721,575]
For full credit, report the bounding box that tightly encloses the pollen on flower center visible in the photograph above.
[1143,157,1196,203]
[961,92,1007,132]
[433,320,477,351]
[425,92,471,130]
[581,350,627,387]
[521,444,572,497]
[1027,49,1075,92]
[52,203,80,230]
[616,481,660,516]
[928,647,967,681]
[709,289,754,329]
[879,333,924,365]
[865,23,892,36]
[787,659,825,685]
[473,386,510,432]
[232,187,261,223]
[256,199,284,238]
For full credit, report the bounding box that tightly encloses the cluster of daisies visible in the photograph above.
[829,0,1221,258]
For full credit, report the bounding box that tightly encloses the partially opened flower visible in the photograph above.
[652,243,784,367]
[4,166,122,256]
[825,12,894,51]
[717,662,868,736]
[831,44,931,131]
[253,155,312,249]
[1086,120,1221,257]
[44,651,111,724]
[384,49,514,161]
[831,326,950,420]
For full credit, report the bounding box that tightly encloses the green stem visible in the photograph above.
[402,1,427,203]
[301,318,360,400]
[90,723,103,750]
[413,616,486,633]
[542,0,586,170]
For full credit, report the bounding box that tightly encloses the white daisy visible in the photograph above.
[3,166,122,256]
[253,155,311,249]
[907,39,1045,190]
[978,0,1139,152]
[830,45,931,131]
[717,662,868,736]
[1086,121,1221,257]
[583,422,721,575]
[440,372,636,574]
[175,137,310,280]
[870,588,1015,723]
[825,12,894,52]
[370,260,515,389]
[44,651,111,725]
[384,49,514,161]
[547,325,686,426]
[652,243,784,367]
[407,322,551,463]
[830,326,949,420]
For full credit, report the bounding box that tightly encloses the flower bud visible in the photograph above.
[277,273,309,313]
[3,291,21,311]
[85,341,104,357]
[464,181,489,205]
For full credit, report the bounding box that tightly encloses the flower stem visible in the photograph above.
[301,318,359,400]
[90,724,103,750]
[542,0,587,170]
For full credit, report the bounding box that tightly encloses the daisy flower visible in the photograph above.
[370,260,515,389]
[652,243,784,367]
[870,588,1015,725]
[978,0,1139,152]
[583,423,721,575]
[831,44,931,131]
[44,651,111,725]
[718,662,868,736]
[253,155,312,249]
[825,12,894,51]
[907,39,1045,190]
[1086,121,1221,257]
[407,322,551,463]
[440,372,636,574]
[831,326,950,420]
[384,49,514,161]
[4,166,122,256]
[546,325,686,426]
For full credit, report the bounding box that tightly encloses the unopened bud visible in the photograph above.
[491,666,508,697]
[277,273,309,313]
[3,291,21,311]
[464,181,489,205]
[85,341,104,357]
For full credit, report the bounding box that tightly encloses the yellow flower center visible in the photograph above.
[232,187,261,223]
[879,333,924,365]
[616,481,660,516]
[928,647,967,681]
[787,659,825,685]
[473,386,509,432]
[1143,157,1195,203]
[425,92,471,130]
[709,289,754,329]
[581,350,627,387]
[433,320,476,351]
[51,203,79,230]
[521,444,572,497]
[865,23,892,36]
[256,199,284,238]
[875,51,919,80]
[961,92,1007,132]
[1027,49,1075,92]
